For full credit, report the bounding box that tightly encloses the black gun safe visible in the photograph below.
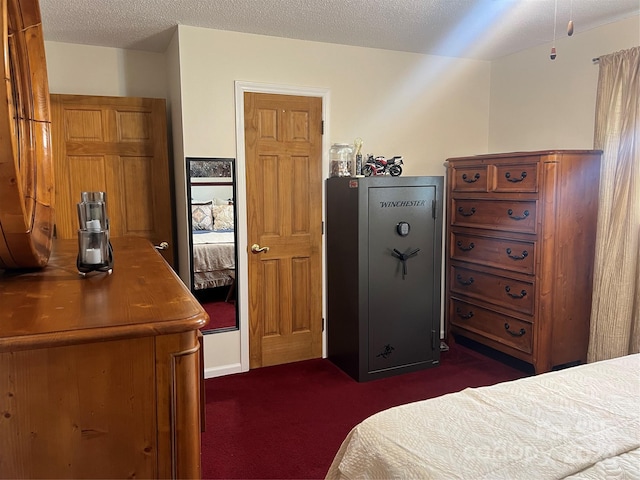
[326,176,443,381]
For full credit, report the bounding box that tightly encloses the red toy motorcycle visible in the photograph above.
[362,155,403,177]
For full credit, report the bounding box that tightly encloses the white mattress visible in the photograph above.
[192,231,235,245]
[326,354,640,479]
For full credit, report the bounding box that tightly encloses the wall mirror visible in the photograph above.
[187,157,238,333]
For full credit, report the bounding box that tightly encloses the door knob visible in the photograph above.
[155,241,169,251]
[251,243,270,253]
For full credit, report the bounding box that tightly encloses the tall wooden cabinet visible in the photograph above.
[327,176,443,381]
[0,237,207,478]
[445,150,601,373]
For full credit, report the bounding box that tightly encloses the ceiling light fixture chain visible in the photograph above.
[568,0,574,36]
[550,0,558,60]
[550,0,577,60]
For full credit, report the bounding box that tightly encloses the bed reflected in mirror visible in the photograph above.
[187,157,238,333]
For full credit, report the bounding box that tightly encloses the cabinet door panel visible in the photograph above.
[0,338,157,479]
[368,185,437,372]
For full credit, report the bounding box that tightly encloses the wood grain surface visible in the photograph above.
[445,150,602,373]
[0,236,208,352]
[0,236,207,478]
[0,0,55,269]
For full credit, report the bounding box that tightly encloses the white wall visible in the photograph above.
[190,185,233,204]
[177,27,491,174]
[489,15,640,152]
[45,41,168,98]
[165,33,191,290]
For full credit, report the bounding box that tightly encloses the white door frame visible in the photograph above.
[234,81,331,372]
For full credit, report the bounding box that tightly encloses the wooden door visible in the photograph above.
[50,95,174,266]
[244,92,323,368]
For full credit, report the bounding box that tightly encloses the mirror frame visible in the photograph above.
[186,157,239,334]
[0,0,55,269]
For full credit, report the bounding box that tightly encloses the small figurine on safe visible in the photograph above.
[362,155,403,176]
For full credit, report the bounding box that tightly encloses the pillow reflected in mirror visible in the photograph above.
[212,204,234,231]
[192,201,214,230]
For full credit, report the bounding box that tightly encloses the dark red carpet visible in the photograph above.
[201,300,235,330]
[195,287,236,331]
[201,338,532,479]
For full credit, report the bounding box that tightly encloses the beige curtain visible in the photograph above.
[588,46,640,362]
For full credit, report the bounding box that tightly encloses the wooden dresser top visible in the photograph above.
[446,149,602,163]
[0,236,208,352]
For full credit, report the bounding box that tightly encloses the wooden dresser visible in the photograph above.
[0,237,208,478]
[445,150,601,374]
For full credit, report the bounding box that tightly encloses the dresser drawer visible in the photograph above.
[493,162,539,193]
[450,265,534,315]
[451,165,490,192]
[449,298,533,354]
[450,233,535,274]
[451,199,537,234]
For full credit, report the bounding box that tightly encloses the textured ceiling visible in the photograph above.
[39,0,640,60]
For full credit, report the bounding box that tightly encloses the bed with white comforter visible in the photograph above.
[192,231,235,290]
[326,354,640,479]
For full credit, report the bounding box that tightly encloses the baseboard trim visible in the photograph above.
[204,362,242,379]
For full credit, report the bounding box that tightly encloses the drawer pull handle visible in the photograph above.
[462,173,481,183]
[505,171,527,183]
[505,285,527,298]
[456,241,475,252]
[506,248,528,260]
[456,307,474,319]
[458,206,476,217]
[507,208,530,220]
[456,274,474,286]
[504,323,526,337]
